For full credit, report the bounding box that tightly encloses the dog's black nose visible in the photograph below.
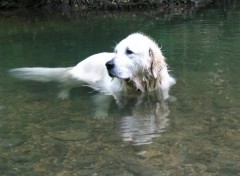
[106,60,114,70]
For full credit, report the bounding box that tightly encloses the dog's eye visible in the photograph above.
[126,48,134,55]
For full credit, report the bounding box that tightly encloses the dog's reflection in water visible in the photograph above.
[114,89,170,145]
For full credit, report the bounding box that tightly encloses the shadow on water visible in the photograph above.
[1,1,240,175]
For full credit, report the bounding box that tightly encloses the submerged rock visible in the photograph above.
[0,137,25,148]
[49,130,89,141]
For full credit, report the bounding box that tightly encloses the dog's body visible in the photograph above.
[10,33,175,102]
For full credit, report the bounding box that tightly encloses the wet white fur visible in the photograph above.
[9,33,175,100]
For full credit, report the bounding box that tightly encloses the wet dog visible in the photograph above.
[10,33,175,117]
[10,33,175,99]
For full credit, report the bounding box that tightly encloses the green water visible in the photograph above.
[0,3,240,176]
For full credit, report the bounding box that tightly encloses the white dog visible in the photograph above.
[10,33,175,102]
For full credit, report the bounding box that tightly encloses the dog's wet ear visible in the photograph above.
[149,48,165,79]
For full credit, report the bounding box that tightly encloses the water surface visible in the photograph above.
[0,3,240,176]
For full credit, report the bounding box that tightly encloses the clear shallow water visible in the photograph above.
[0,3,240,176]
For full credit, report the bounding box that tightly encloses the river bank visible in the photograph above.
[0,0,217,16]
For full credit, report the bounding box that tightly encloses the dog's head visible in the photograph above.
[106,33,167,91]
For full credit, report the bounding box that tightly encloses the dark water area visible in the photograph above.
[0,2,240,176]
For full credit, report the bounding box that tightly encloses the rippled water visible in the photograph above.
[1,3,240,175]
